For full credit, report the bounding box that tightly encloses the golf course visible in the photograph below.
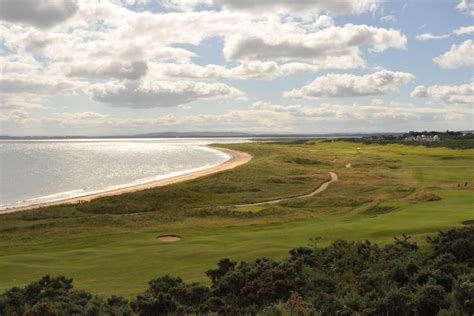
[1,140,473,298]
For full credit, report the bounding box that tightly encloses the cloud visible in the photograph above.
[0,0,78,29]
[8,109,30,120]
[284,70,414,99]
[147,57,366,81]
[251,101,473,131]
[65,61,148,80]
[456,0,474,16]
[250,101,472,123]
[3,100,473,136]
[453,25,474,35]
[415,33,450,41]
[212,0,379,15]
[148,61,282,80]
[160,0,213,11]
[223,24,406,61]
[410,85,428,98]
[433,40,474,69]
[0,75,78,95]
[415,26,474,41]
[1,0,469,136]
[0,72,81,110]
[0,1,410,114]
[411,82,474,104]
[380,15,397,24]
[88,80,244,108]
[0,2,406,87]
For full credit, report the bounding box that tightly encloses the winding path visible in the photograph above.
[237,172,338,207]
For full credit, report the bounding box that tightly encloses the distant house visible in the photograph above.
[403,134,440,142]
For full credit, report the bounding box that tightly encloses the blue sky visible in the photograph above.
[0,0,472,135]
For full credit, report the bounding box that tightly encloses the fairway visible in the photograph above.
[1,140,473,297]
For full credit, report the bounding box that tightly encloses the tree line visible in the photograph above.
[1,226,473,315]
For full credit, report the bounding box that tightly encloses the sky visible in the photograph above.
[0,0,473,136]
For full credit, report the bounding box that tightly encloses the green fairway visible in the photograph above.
[0,140,473,297]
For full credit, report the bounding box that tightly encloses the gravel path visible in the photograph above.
[237,172,338,207]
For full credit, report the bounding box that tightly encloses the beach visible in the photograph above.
[2,146,252,214]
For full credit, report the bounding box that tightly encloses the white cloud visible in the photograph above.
[0,0,78,28]
[0,95,48,110]
[147,56,366,81]
[453,25,474,35]
[433,40,474,69]
[65,61,148,80]
[0,1,408,98]
[0,56,64,109]
[159,0,212,11]
[148,61,282,80]
[3,100,473,136]
[251,101,471,122]
[456,0,474,16]
[410,85,428,98]
[223,24,406,62]
[0,70,81,109]
[380,15,397,24]
[415,26,474,41]
[88,80,244,108]
[8,109,29,120]
[212,0,380,15]
[284,70,414,99]
[1,0,468,135]
[155,1,378,17]
[0,76,77,95]
[411,82,474,104]
[415,33,450,41]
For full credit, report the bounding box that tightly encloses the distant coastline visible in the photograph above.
[0,131,405,140]
[2,130,473,140]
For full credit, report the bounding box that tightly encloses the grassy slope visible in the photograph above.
[0,140,472,297]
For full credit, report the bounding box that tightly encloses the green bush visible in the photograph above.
[1,226,472,315]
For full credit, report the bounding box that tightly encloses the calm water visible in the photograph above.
[0,138,248,211]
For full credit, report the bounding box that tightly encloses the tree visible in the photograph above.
[1,227,473,315]
[454,273,474,315]
[416,284,449,316]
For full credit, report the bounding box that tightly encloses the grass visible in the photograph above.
[0,140,472,298]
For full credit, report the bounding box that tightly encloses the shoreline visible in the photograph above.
[1,146,252,214]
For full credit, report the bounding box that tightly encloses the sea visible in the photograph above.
[0,138,248,211]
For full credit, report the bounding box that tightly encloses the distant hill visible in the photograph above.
[133,132,253,138]
[4,130,473,140]
[128,131,407,139]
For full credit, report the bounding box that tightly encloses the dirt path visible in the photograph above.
[237,172,338,207]
[1,146,252,214]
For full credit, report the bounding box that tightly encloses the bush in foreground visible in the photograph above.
[1,226,472,315]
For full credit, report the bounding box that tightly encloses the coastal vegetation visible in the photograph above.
[1,227,473,315]
[0,140,472,298]
[341,131,474,149]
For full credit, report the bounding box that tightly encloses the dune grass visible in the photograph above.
[0,140,472,297]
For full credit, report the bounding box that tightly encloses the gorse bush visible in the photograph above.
[1,226,472,315]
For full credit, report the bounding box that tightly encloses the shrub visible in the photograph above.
[1,227,472,315]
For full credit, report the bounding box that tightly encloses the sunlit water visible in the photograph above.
[0,138,248,211]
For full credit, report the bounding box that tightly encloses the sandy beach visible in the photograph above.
[2,146,252,214]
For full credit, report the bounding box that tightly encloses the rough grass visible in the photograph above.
[0,140,472,298]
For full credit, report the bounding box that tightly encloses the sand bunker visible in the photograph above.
[157,235,182,242]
